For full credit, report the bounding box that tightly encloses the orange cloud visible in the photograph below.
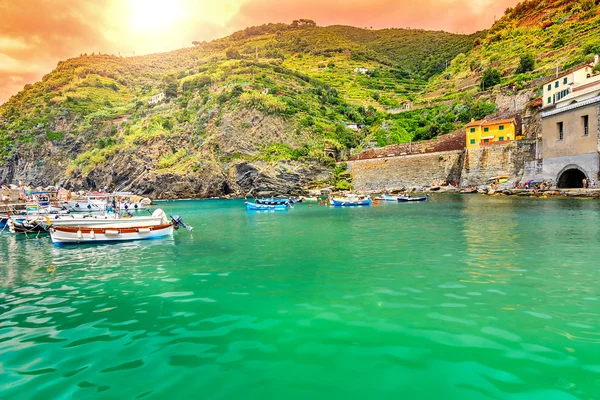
[0,0,520,104]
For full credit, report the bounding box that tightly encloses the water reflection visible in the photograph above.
[461,196,523,285]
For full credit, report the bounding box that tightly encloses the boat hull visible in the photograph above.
[332,199,371,207]
[397,197,428,202]
[49,224,173,244]
[7,219,48,234]
[254,198,290,205]
[245,202,287,211]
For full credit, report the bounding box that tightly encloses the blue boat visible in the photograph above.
[245,202,288,211]
[254,198,290,206]
[332,199,371,207]
[374,194,400,202]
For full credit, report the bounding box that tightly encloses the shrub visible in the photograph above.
[515,54,535,74]
[481,68,501,90]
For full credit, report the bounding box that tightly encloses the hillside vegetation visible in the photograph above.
[426,0,600,102]
[1,0,599,195]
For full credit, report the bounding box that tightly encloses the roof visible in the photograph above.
[573,79,600,93]
[465,119,485,127]
[481,118,516,127]
[543,63,594,85]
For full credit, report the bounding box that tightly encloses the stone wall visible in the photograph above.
[460,140,536,186]
[347,150,464,191]
[348,130,466,161]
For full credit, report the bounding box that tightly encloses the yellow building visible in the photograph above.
[465,118,517,149]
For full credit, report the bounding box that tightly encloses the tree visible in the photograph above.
[291,19,316,28]
[163,74,178,98]
[226,47,241,59]
[481,68,501,90]
[516,54,535,74]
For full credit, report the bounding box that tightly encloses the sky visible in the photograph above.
[0,0,520,104]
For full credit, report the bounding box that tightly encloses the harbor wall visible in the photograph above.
[347,140,537,190]
[460,140,537,186]
[347,150,464,191]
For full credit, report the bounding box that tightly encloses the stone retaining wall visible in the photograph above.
[460,141,536,186]
[347,150,464,191]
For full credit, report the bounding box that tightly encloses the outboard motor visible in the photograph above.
[171,215,193,232]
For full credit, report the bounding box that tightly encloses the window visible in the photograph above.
[484,127,489,132]
[583,115,589,136]
[547,84,551,91]
[499,136,504,141]
[470,128,475,133]
[563,77,568,84]
[548,97,552,104]
[483,139,490,143]
[558,122,564,140]
[470,139,476,145]
[499,125,505,131]
[555,81,559,88]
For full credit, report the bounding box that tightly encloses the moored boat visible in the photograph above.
[7,219,48,234]
[47,211,192,245]
[397,195,428,202]
[374,194,400,202]
[332,198,371,207]
[254,198,290,206]
[49,224,173,244]
[245,202,287,211]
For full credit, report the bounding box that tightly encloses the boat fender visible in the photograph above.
[75,203,79,208]
[77,230,83,239]
[134,204,138,209]
[87,204,92,209]
[90,230,96,239]
[124,204,129,210]
[137,228,151,233]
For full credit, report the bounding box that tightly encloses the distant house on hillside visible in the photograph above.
[148,92,165,106]
[542,55,599,109]
[345,122,365,131]
[354,67,372,75]
[465,118,517,148]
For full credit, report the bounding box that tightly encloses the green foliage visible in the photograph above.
[481,68,502,90]
[46,130,64,141]
[157,148,187,169]
[226,48,242,59]
[515,54,535,74]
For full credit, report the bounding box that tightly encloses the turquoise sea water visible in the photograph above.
[1,195,600,399]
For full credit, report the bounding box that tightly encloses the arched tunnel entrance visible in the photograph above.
[557,167,588,188]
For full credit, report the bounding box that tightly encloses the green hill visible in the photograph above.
[425,0,600,102]
[0,21,477,195]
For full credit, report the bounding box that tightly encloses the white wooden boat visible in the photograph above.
[47,209,192,244]
[49,223,174,244]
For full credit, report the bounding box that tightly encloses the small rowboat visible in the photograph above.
[7,219,48,234]
[254,198,290,206]
[397,196,428,202]
[245,202,287,211]
[49,224,173,244]
[332,199,371,207]
[374,194,399,202]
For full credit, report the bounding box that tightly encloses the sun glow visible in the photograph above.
[129,0,185,32]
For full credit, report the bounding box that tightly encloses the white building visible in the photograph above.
[148,92,166,106]
[354,67,372,74]
[542,55,598,109]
